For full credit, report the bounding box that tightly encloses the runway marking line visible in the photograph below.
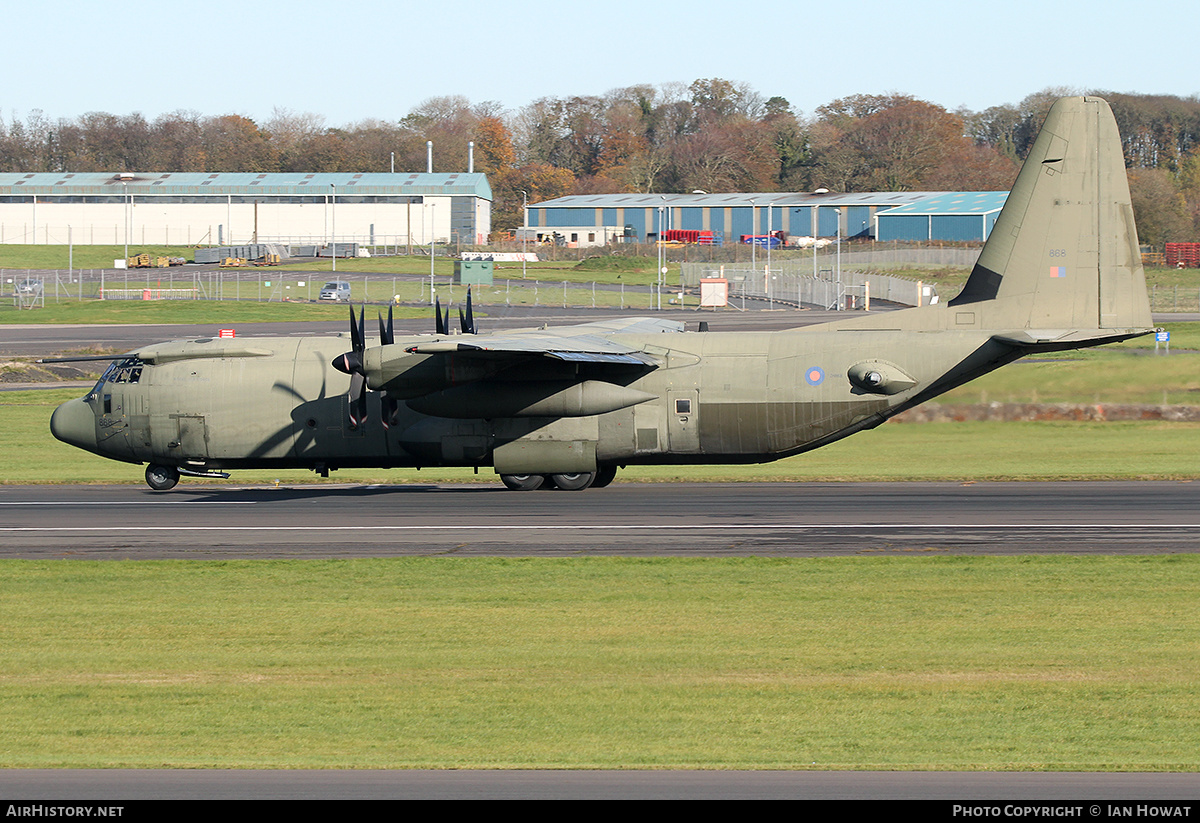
[3,524,1200,532]
[0,501,258,506]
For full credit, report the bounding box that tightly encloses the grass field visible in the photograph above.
[2,556,1197,769]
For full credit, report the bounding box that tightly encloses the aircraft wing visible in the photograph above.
[402,316,684,366]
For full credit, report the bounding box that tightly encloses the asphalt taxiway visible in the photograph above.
[0,307,841,359]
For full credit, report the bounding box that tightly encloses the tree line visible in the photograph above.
[2,82,1198,243]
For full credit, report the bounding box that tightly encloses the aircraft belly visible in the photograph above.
[693,399,883,455]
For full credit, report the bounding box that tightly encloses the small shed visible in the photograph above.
[454,260,494,285]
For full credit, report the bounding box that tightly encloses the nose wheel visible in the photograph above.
[145,464,180,491]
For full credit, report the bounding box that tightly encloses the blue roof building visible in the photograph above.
[874,192,1008,242]
[527,190,1005,244]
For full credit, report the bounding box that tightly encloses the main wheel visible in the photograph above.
[590,465,618,488]
[145,464,180,491]
[548,472,594,491]
[500,474,545,491]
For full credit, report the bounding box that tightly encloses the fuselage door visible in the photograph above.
[666,389,700,453]
[151,414,209,462]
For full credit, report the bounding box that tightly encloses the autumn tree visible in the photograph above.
[201,115,278,171]
[1129,168,1192,245]
[148,112,207,171]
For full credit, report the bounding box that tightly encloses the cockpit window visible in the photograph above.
[105,357,143,385]
[109,364,143,384]
[89,357,144,400]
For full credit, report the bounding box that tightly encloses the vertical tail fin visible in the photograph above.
[950,96,1152,333]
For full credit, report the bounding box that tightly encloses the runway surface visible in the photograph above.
[0,307,846,359]
[3,480,1200,559]
[3,768,1198,800]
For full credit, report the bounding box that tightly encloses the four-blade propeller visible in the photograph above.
[331,305,369,428]
[331,289,475,429]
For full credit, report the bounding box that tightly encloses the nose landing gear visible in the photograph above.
[145,464,180,491]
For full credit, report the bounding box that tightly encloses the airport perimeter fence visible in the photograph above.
[486,241,986,268]
[0,267,686,313]
[1149,284,1200,313]
[680,261,939,309]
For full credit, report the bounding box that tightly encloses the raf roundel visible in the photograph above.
[805,366,825,387]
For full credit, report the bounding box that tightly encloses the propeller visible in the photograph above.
[332,305,368,428]
[459,287,476,334]
[377,305,400,430]
[378,304,395,346]
[435,296,449,336]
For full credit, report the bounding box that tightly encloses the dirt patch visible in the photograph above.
[0,359,102,384]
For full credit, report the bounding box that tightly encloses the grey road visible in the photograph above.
[0,307,850,359]
[2,768,1198,800]
[3,481,1199,559]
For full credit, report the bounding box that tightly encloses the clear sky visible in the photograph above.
[6,0,1196,126]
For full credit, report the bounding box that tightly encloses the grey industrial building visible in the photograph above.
[0,172,492,247]
[526,190,1008,244]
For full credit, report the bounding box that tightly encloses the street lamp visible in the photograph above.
[833,207,842,310]
[657,198,666,310]
[429,202,436,306]
[520,189,528,280]
[749,199,756,273]
[766,200,773,307]
[812,188,830,283]
[121,182,128,261]
[330,184,337,272]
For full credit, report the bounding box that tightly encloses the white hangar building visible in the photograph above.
[0,172,492,247]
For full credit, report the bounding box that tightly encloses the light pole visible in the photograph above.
[812,188,830,282]
[330,184,337,272]
[766,200,773,307]
[656,201,665,310]
[833,207,842,310]
[520,189,528,280]
[121,182,128,261]
[429,202,436,306]
[813,204,818,281]
[749,199,756,273]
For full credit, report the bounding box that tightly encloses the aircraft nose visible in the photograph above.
[50,397,98,454]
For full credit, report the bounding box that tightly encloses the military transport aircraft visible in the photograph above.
[48,97,1154,491]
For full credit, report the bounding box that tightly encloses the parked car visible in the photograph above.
[319,281,351,302]
[15,278,42,295]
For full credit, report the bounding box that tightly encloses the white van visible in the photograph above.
[319,281,351,302]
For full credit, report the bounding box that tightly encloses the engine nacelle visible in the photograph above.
[405,380,657,419]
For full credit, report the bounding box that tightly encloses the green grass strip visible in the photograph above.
[1,556,1197,770]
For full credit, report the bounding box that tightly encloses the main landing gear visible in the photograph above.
[500,464,618,491]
